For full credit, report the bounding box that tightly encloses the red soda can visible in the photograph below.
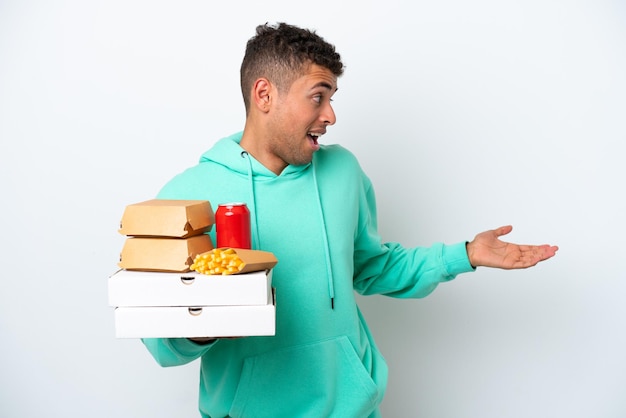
[215,203,251,249]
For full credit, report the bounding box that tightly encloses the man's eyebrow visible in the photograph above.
[311,81,338,92]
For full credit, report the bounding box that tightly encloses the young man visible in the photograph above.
[142,22,558,418]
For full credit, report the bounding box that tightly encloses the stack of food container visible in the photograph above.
[108,199,277,339]
[117,199,215,272]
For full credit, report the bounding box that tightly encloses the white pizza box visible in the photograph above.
[113,289,276,338]
[108,269,272,307]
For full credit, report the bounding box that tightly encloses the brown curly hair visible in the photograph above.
[240,22,344,114]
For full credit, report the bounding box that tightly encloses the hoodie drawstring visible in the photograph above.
[240,150,335,310]
[312,158,336,309]
[241,151,261,250]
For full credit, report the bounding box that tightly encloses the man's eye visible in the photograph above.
[313,95,323,103]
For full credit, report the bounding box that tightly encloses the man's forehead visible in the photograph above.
[300,64,338,90]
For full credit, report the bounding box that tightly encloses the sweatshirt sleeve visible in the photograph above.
[352,176,475,298]
[141,338,215,367]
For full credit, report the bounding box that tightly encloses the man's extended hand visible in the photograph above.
[466,225,558,269]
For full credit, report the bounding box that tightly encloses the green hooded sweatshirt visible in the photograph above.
[142,132,474,417]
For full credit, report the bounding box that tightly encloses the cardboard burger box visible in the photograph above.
[117,199,216,272]
[118,234,214,272]
[118,199,214,238]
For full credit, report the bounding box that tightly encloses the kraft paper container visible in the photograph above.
[119,199,214,238]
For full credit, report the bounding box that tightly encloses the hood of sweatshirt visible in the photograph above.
[198,131,309,179]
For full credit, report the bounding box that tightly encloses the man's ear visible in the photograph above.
[251,78,273,113]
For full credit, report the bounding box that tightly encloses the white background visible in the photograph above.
[1,1,625,417]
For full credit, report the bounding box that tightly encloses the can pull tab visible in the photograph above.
[180,276,195,285]
[188,307,203,316]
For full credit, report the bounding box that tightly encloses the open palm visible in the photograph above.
[466,225,558,269]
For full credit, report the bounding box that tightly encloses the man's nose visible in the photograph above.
[322,103,336,126]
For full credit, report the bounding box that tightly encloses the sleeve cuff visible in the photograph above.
[442,241,476,277]
[167,337,216,356]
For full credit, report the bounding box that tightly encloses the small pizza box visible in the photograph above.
[108,269,273,307]
[113,289,276,338]
[119,235,214,272]
[119,199,214,238]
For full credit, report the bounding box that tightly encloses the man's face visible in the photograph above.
[265,64,338,171]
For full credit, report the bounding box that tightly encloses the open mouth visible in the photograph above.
[307,132,322,146]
